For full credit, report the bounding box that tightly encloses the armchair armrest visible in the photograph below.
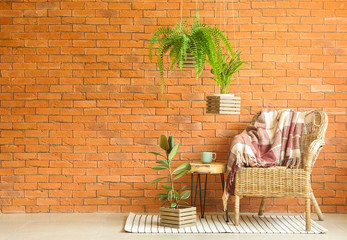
[305,139,325,170]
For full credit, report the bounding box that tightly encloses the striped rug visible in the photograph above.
[124,213,327,234]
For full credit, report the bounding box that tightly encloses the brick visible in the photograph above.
[49,190,72,198]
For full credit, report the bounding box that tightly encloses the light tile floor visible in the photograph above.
[0,213,346,240]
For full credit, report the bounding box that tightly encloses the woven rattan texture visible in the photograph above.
[236,167,308,198]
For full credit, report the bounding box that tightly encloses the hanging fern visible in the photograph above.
[148,15,246,98]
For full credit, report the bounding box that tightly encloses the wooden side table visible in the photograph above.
[190,163,229,222]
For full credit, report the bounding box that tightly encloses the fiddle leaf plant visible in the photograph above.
[149,135,191,209]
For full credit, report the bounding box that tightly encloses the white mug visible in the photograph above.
[201,152,216,164]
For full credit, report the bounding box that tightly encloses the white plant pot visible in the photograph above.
[214,93,234,98]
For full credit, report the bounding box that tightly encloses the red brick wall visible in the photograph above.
[0,0,346,213]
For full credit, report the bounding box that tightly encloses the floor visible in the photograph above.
[0,212,346,240]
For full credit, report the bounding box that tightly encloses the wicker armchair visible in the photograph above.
[233,110,328,231]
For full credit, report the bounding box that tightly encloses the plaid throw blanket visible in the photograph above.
[223,109,314,210]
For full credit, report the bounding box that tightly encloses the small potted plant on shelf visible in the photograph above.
[211,51,246,95]
[148,15,234,99]
[150,135,195,228]
[206,49,247,115]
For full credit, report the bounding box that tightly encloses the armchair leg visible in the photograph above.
[234,195,240,225]
[258,197,266,216]
[305,198,311,231]
[311,192,324,221]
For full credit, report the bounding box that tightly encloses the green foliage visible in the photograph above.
[172,163,190,174]
[161,184,172,192]
[159,135,170,152]
[211,50,248,94]
[151,164,168,170]
[149,135,191,209]
[149,152,166,159]
[150,177,167,185]
[173,170,189,180]
[148,15,240,98]
[180,190,191,200]
[168,136,174,151]
[168,143,180,160]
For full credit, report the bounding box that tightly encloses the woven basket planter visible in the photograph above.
[159,206,196,228]
[206,94,241,115]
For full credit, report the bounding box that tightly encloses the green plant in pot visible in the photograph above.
[206,47,247,115]
[211,50,247,94]
[148,16,234,99]
[150,135,191,208]
[149,135,196,228]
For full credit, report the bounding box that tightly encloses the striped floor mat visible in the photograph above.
[124,213,327,234]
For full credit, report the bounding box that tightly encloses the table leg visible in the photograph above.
[220,173,229,222]
[194,174,200,206]
[191,172,227,221]
[191,173,193,206]
[201,174,208,218]
[198,174,203,217]
[192,174,207,218]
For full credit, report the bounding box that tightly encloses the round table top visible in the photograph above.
[190,162,227,174]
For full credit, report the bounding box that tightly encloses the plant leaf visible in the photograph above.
[173,170,188,180]
[157,193,168,198]
[161,184,172,191]
[158,193,168,201]
[180,190,191,199]
[151,164,168,170]
[159,135,170,151]
[150,152,166,159]
[170,202,177,208]
[172,162,191,174]
[156,160,168,165]
[177,185,186,192]
[168,190,174,201]
[168,143,180,160]
[175,191,180,201]
[168,136,174,151]
[150,177,167,185]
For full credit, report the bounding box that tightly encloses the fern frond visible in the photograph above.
[148,26,173,61]
[210,26,234,56]
[189,33,206,78]
[169,36,183,72]
[157,42,173,98]
[178,33,190,70]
